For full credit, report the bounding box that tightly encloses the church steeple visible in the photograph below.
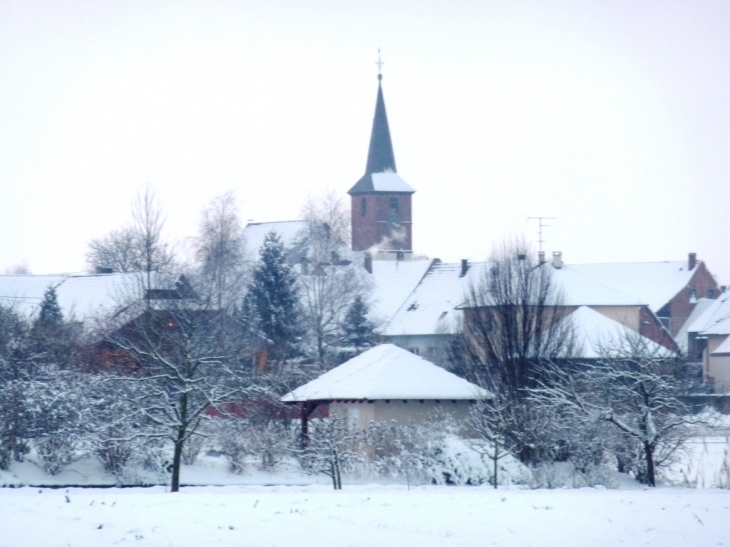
[348,73,414,196]
[348,58,415,256]
[364,79,397,175]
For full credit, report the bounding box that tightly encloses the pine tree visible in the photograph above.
[245,231,301,370]
[32,286,75,368]
[341,295,376,355]
[37,286,63,330]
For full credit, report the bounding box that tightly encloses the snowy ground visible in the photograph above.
[1,484,729,547]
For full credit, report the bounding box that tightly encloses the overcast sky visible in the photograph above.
[1,1,728,283]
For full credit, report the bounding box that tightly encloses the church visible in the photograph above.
[348,71,416,261]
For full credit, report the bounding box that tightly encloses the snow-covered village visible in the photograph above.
[2,3,730,546]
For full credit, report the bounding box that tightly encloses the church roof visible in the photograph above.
[348,78,414,196]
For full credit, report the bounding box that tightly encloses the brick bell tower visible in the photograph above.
[348,68,415,260]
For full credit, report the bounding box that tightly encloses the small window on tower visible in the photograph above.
[390,197,399,216]
[361,198,367,216]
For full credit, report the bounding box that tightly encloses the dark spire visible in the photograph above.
[364,80,397,175]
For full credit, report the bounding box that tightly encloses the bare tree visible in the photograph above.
[104,278,253,492]
[467,397,513,489]
[299,265,372,366]
[531,335,706,486]
[86,185,175,280]
[299,189,350,263]
[298,414,361,490]
[195,191,248,316]
[450,238,577,463]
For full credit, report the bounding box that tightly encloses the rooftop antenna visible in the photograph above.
[526,216,556,255]
[376,48,384,81]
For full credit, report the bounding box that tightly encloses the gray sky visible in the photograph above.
[1,1,728,283]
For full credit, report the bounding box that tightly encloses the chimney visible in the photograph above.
[460,259,469,277]
[363,252,372,274]
[552,251,563,269]
[300,256,309,275]
[517,253,526,261]
[688,252,697,271]
[538,251,546,265]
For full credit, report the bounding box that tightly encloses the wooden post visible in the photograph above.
[300,401,318,449]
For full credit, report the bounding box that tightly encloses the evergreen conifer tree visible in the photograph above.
[245,231,301,370]
[341,295,376,355]
[32,286,75,368]
[37,286,63,330]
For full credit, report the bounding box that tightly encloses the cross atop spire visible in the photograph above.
[376,48,384,81]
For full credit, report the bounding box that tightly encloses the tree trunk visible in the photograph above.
[171,392,189,493]
[493,446,499,489]
[644,442,656,487]
[171,434,184,492]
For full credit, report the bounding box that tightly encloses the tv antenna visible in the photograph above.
[526,216,556,255]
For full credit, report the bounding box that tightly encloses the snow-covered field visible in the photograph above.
[1,484,729,547]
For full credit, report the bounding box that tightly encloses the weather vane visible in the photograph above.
[376,48,384,80]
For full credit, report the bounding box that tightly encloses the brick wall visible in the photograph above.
[351,193,412,251]
[666,262,719,336]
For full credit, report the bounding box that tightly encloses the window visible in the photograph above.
[689,287,697,303]
[707,288,715,299]
[389,197,399,216]
[409,347,420,355]
[361,197,367,216]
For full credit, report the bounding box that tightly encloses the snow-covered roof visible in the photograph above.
[242,220,309,259]
[371,170,415,193]
[0,275,67,316]
[368,259,433,324]
[675,298,716,352]
[384,261,644,338]
[689,290,730,336]
[280,344,490,401]
[384,262,483,337]
[568,261,700,312]
[552,266,645,307]
[565,306,674,358]
[0,272,144,321]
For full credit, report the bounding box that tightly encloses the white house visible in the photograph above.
[280,344,490,433]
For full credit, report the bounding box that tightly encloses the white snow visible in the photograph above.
[1,484,729,547]
[0,272,151,322]
[280,344,490,401]
[369,169,416,193]
[689,290,730,336]
[568,261,699,312]
[564,306,674,358]
[711,336,730,355]
[242,220,309,259]
[368,258,433,324]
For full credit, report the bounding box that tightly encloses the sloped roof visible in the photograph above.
[385,261,644,337]
[0,272,147,321]
[368,259,433,324]
[689,290,730,336]
[349,170,415,195]
[280,344,490,401]
[568,261,700,312]
[675,297,716,352]
[242,220,308,258]
[384,262,482,337]
[348,79,414,196]
[565,306,674,358]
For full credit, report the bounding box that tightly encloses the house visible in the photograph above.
[0,271,151,323]
[687,290,730,392]
[280,344,490,434]
[567,253,720,338]
[382,256,679,361]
